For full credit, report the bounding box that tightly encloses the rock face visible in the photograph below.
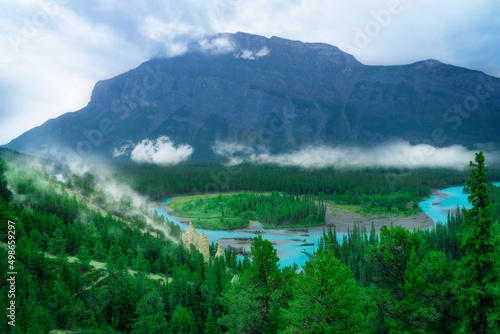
[7,32,500,159]
[215,245,225,259]
[198,231,210,261]
[181,222,210,261]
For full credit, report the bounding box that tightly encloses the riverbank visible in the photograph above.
[318,207,433,233]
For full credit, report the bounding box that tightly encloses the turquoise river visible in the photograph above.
[153,182,500,269]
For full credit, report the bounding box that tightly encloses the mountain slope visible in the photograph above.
[7,32,500,161]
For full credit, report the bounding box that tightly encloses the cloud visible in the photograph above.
[236,46,270,60]
[54,156,178,242]
[0,1,148,144]
[255,46,270,57]
[198,36,235,54]
[211,141,256,157]
[114,136,194,165]
[212,141,500,169]
[111,143,132,157]
[239,50,255,60]
[140,16,203,57]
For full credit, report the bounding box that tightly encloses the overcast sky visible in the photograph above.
[0,0,499,145]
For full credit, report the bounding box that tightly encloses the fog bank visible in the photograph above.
[212,141,500,169]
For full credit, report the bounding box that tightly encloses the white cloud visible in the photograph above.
[212,141,500,169]
[198,36,235,54]
[255,46,270,57]
[239,49,255,60]
[140,16,203,57]
[236,46,270,60]
[115,136,194,165]
[0,1,148,144]
[211,141,256,157]
[111,143,132,157]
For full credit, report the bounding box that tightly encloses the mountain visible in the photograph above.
[6,32,500,161]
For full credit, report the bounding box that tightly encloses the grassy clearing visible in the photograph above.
[334,203,421,218]
[191,217,249,230]
[168,191,326,230]
[171,194,250,230]
[168,192,252,211]
[169,192,260,230]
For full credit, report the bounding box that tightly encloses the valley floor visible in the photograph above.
[321,205,434,233]
[157,199,434,251]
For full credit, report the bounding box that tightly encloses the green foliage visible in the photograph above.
[48,279,77,330]
[172,192,326,228]
[280,252,366,333]
[219,235,292,333]
[204,309,221,334]
[458,152,500,333]
[490,183,500,223]
[380,250,459,333]
[369,226,426,296]
[49,227,67,255]
[132,289,169,334]
[0,158,12,203]
[116,163,492,202]
[2,152,500,333]
[169,306,197,334]
[77,245,92,271]
[419,207,465,261]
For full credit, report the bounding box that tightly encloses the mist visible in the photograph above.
[11,153,179,243]
[113,135,194,165]
[212,141,500,169]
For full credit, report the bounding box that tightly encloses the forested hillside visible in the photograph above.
[0,158,244,333]
[0,152,499,333]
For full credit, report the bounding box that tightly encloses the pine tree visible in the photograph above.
[93,239,107,261]
[458,151,500,333]
[169,306,197,334]
[132,289,169,334]
[0,158,12,203]
[281,252,366,333]
[77,245,92,271]
[219,235,283,333]
[204,309,221,334]
[49,227,67,255]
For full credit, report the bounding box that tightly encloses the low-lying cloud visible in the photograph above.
[5,152,179,243]
[236,46,270,60]
[113,136,194,165]
[212,141,500,169]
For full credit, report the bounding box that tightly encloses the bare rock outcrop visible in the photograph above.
[181,222,210,262]
[198,231,210,262]
[215,245,225,258]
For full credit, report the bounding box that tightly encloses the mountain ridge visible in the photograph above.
[6,32,500,162]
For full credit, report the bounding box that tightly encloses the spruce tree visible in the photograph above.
[0,158,12,203]
[458,151,500,333]
[281,252,365,333]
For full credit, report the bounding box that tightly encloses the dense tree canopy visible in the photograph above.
[458,152,500,333]
[1,150,500,333]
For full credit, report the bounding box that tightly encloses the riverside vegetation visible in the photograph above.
[0,148,500,333]
[168,192,326,229]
